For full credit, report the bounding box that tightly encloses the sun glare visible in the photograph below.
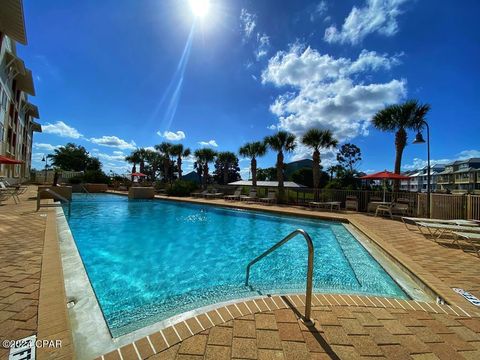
[189,0,210,18]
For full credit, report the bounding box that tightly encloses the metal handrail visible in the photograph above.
[245,229,315,325]
[37,188,71,217]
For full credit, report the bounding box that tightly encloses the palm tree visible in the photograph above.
[144,150,163,181]
[137,148,148,175]
[194,148,217,189]
[170,144,191,180]
[302,129,338,194]
[125,150,142,181]
[372,100,431,190]
[155,142,173,182]
[264,131,296,198]
[216,151,238,185]
[239,141,267,187]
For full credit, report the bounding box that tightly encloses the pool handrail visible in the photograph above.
[245,229,314,325]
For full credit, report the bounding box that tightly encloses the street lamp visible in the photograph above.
[413,120,431,218]
[41,155,49,183]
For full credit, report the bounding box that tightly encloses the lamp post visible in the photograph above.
[413,120,431,218]
[41,155,49,184]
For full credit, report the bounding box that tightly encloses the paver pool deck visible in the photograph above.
[0,187,479,359]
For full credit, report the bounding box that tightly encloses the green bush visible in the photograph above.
[68,176,83,184]
[83,170,111,184]
[166,180,198,196]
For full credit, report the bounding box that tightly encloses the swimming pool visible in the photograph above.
[66,193,408,337]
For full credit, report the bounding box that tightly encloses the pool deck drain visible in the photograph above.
[1,187,480,359]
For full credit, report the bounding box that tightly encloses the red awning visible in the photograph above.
[360,170,410,180]
[130,172,147,177]
[0,155,24,165]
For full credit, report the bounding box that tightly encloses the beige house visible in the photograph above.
[0,0,42,182]
[436,158,480,193]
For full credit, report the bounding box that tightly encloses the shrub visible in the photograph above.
[166,180,198,196]
[68,176,83,184]
[83,170,111,184]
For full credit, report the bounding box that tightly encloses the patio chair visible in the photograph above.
[1,179,28,195]
[401,217,479,231]
[375,202,395,219]
[0,182,19,204]
[416,222,480,241]
[191,189,208,198]
[452,232,480,257]
[345,196,358,211]
[204,189,224,199]
[368,197,383,213]
[240,189,257,202]
[259,190,277,205]
[224,188,242,201]
[0,190,13,205]
[309,201,341,212]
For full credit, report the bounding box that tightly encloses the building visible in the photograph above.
[400,164,445,193]
[436,158,480,193]
[0,0,42,182]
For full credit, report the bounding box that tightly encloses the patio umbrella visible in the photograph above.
[130,172,147,177]
[0,155,24,164]
[360,170,410,201]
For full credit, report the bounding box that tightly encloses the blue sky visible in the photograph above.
[19,0,480,177]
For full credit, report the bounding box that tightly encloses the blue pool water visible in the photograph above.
[66,194,407,337]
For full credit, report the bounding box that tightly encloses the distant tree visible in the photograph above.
[155,142,174,182]
[264,131,296,200]
[291,167,329,188]
[48,143,101,172]
[372,100,430,190]
[337,143,362,173]
[301,128,338,199]
[214,152,241,184]
[170,144,191,180]
[239,141,267,187]
[256,167,276,181]
[144,150,163,181]
[125,150,141,179]
[194,148,217,189]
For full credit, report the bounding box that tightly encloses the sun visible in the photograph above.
[189,0,210,18]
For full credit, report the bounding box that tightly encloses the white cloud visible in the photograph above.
[324,0,409,45]
[93,151,127,162]
[240,9,256,39]
[310,1,328,22]
[157,130,186,141]
[90,135,136,150]
[262,45,406,156]
[267,124,278,130]
[33,143,60,151]
[198,140,218,147]
[144,146,156,152]
[42,121,82,139]
[255,33,270,60]
[402,150,480,171]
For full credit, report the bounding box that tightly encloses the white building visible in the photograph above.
[400,164,445,192]
[0,0,42,182]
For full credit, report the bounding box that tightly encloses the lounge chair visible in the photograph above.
[367,197,383,213]
[309,201,341,212]
[416,222,480,240]
[345,196,358,211]
[204,189,224,199]
[401,217,479,231]
[259,191,277,205]
[224,188,242,201]
[240,189,257,202]
[452,232,480,257]
[375,202,395,218]
[0,190,13,205]
[1,179,27,195]
[191,189,208,198]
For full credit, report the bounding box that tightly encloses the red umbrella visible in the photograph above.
[130,172,147,177]
[360,170,410,201]
[0,155,24,164]
[360,170,410,180]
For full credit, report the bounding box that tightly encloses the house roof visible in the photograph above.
[228,180,306,188]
